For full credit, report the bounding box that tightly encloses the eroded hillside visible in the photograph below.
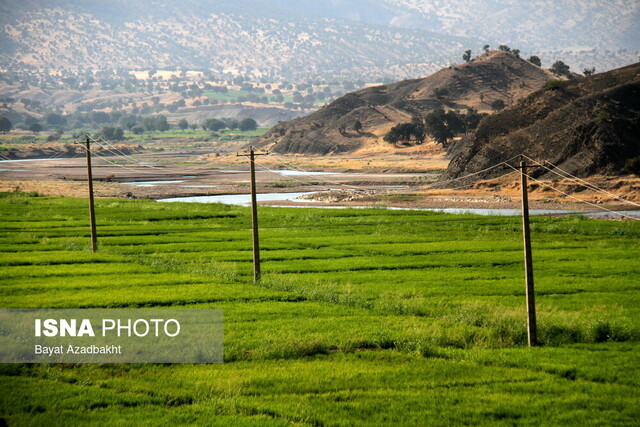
[443,62,640,180]
[259,51,558,155]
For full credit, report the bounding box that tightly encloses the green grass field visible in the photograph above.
[1,193,639,425]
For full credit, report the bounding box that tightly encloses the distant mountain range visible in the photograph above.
[1,0,638,81]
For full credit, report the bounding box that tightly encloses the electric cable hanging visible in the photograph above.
[252,159,327,189]
[269,153,525,195]
[520,154,640,208]
[255,155,363,190]
[89,138,210,177]
[89,137,169,171]
[93,136,223,174]
[83,145,167,176]
[504,163,640,221]
[421,154,523,189]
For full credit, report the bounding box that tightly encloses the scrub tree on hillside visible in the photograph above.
[0,117,12,133]
[239,118,258,131]
[528,55,542,67]
[551,60,571,76]
[491,99,506,111]
[353,119,363,133]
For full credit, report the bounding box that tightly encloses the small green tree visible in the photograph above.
[45,113,67,127]
[239,118,258,131]
[143,116,156,131]
[29,123,43,133]
[483,44,490,52]
[203,118,226,131]
[99,126,124,140]
[551,60,571,76]
[583,67,596,76]
[490,99,506,111]
[433,87,449,99]
[463,108,487,133]
[0,117,12,133]
[353,119,363,133]
[178,118,189,130]
[383,122,425,145]
[155,115,170,132]
[424,109,454,147]
[498,45,511,52]
[462,49,472,63]
[511,49,520,58]
[528,55,542,67]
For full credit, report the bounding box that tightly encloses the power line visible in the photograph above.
[424,154,523,189]
[425,170,521,193]
[90,136,212,175]
[520,155,640,209]
[504,163,640,221]
[90,137,170,172]
[265,153,363,190]
[253,158,349,191]
[84,146,166,176]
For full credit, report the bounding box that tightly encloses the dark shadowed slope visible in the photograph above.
[442,62,640,182]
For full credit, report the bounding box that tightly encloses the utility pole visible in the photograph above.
[518,159,537,346]
[237,146,269,281]
[84,136,98,252]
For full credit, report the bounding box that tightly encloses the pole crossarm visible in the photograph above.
[237,146,269,158]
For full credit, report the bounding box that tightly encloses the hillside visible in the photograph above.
[258,51,558,155]
[442,62,640,181]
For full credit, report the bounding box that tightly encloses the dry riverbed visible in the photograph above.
[1,148,639,215]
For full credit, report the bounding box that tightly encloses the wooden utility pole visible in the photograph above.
[84,136,98,252]
[519,159,537,346]
[237,146,269,281]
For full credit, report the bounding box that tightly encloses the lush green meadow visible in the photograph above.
[1,193,639,425]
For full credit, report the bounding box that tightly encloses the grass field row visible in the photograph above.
[1,193,639,425]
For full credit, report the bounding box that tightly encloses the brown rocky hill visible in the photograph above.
[442,62,640,182]
[258,51,558,154]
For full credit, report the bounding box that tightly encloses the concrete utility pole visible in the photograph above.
[84,136,98,252]
[237,146,269,281]
[519,159,537,346]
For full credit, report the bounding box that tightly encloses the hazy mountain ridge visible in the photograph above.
[1,0,638,82]
[0,0,470,81]
[384,0,639,51]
